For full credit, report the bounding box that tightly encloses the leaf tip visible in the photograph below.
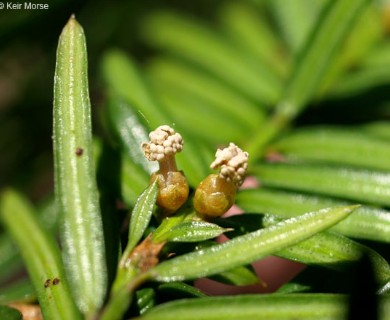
[348,204,361,211]
[65,13,78,27]
[62,13,83,34]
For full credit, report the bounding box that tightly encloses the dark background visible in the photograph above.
[0,0,224,200]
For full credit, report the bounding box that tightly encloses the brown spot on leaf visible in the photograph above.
[52,278,60,285]
[44,279,51,288]
[75,147,84,156]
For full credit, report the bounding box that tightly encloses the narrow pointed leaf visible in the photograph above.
[278,0,370,113]
[101,50,169,128]
[53,16,106,314]
[271,127,390,171]
[148,205,357,282]
[106,97,157,174]
[253,163,390,206]
[267,0,326,53]
[141,11,282,105]
[153,220,231,243]
[136,294,355,320]
[261,215,390,286]
[236,188,390,243]
[247,0,371,157]
[218,211,390,285]
[152,211,188,243]
[277,233,390,287]
[125,181,158,255]
[188,240,260,286]
[0,189,81,320]
[0,197,58,285]
[318,5,383,96]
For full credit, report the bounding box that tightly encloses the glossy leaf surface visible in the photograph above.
[125,181,158,255]
[261,215,390,286]
[236,188,390,243]
[153,220,230,243]
[148,206,357,282]
[106,97,157,174]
